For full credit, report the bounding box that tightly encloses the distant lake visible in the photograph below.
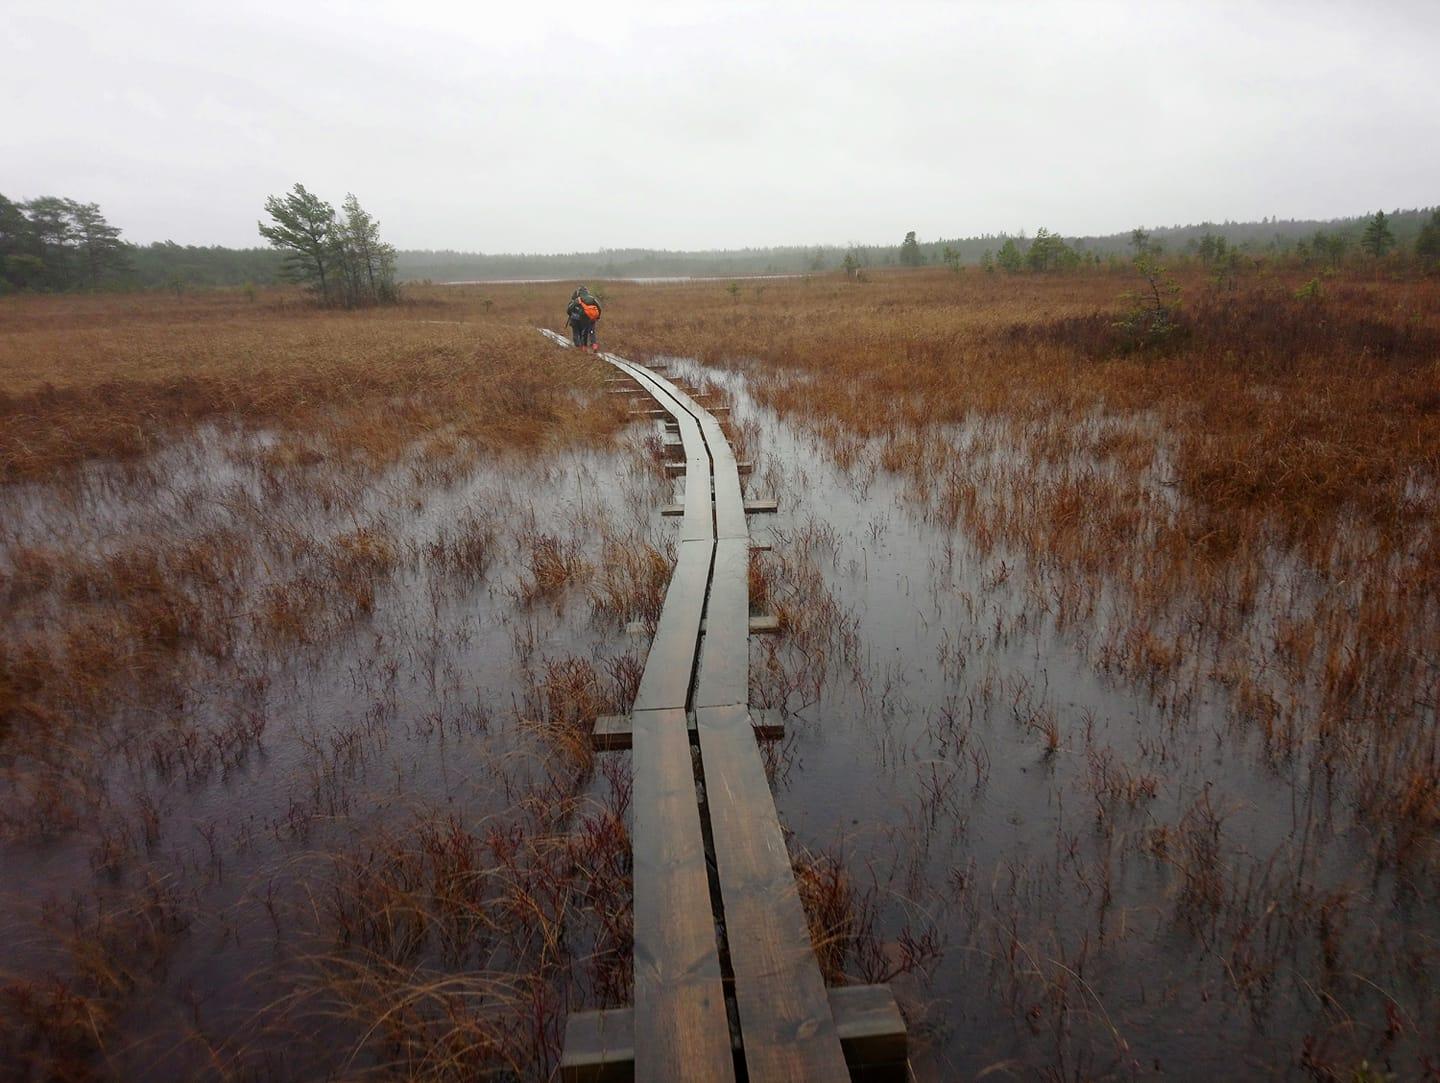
[430,273,810,286]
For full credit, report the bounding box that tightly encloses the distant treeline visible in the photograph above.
[1,192,286,292]
[403,207,1440,280]
[127,243,283,288]
[398,246,832,282]
[1,194,131,292]
[3,193,1437,293]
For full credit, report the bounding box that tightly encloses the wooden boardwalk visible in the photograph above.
[539,329,907,1082]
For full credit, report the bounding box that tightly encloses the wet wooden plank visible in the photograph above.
[695,539,749,709]
[714,478,749,539]
[696,415,749,540]
[630,707,736,1083]
[694,703,851,1081]
[611,359,712,542]
[632,540,713,712]
[575,345,861,1081]
[666,358,851,1077]
[681,448,711,534]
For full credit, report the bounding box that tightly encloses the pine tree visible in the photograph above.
[259,183,339,302]
[1024,228,1077,273]
[1414,209,1440,269]
[338,193,398,306]
[260,186,399,307]
[69,201,128,287]
[1360,210,1395,258]
[996,237,1023,273]
[899,230,923,267]
[0,194,40,291]
[23,197,78,289]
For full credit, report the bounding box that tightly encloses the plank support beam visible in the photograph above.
[666,460,752,477]
[662,498,776,517]
[591,709,783,752]
[695,614,781,635]
[560,985,908,1083]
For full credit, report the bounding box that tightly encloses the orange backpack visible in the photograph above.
[580,300,600,320]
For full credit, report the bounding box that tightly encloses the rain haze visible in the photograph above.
[7,0,1440,251]
[8,2,1440,1082]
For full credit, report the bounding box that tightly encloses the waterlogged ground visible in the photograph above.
[3,349,1435,1080]
[1,419,672,1077]
[670,356,1436,1080]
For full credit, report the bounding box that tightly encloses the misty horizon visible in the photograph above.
[2,195,1427,259]
[7,1,1438,254]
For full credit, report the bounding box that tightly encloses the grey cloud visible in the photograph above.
[5,0,1437,250]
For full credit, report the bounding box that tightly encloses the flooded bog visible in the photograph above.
[676,355,1439,1081]
[3,351,1436,1081]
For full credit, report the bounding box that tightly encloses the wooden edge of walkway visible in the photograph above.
[694,703,852,1080]
[537,328,906,1082]
[629,540,710,712]
[629,707,736,1082]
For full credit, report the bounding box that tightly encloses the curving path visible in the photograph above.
[539,329,907,1082]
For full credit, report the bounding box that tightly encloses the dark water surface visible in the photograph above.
[2,424,667,1077]
[3,358,1434,1080]
[669,357,1434,1081]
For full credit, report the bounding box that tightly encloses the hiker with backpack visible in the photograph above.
[566,286,602,351]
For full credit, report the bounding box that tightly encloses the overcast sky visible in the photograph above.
[6,0,1438,252]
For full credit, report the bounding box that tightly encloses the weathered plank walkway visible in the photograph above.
[539,329,907,1082]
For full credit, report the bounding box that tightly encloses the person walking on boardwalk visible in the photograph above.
[566,285,602,351]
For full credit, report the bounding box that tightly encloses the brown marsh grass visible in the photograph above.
[0,286,647,1079]
[518,266,1440,1077]
[0,287,617,480]
[5,267,1439,1079]
[591,267,1440,878]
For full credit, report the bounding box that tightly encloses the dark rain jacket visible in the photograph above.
[566,292,602,326]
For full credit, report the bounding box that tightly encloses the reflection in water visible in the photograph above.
[674,355,1437,1081]
[3,357,1436,1079]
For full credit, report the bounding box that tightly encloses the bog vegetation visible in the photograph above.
[1,251,1438,1079]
